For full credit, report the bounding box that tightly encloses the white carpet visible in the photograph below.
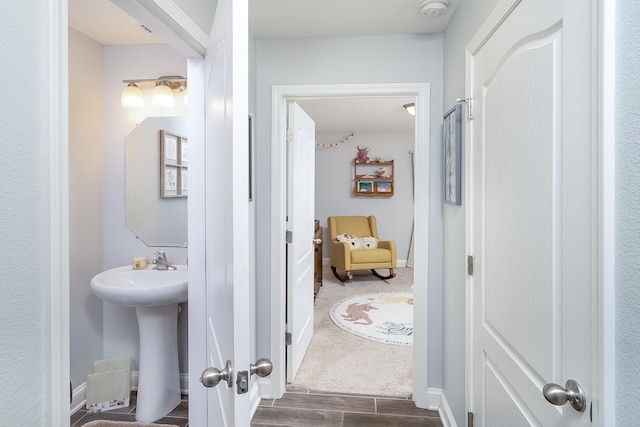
[330,292,413,346]
[290,265,414,397]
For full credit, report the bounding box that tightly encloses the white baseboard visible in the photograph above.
[427,388,457,427]
[257,376,276,399]
[250,379,262,418]
[70,371,190,416]
[70,381,87,415]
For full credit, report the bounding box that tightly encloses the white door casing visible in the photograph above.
[466,0,597,425]
[285,102,316,382]
[189,0,251,424]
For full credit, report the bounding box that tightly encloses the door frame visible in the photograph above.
[463,0,614,424]
[268,83,432,407]
[56,0,208,423]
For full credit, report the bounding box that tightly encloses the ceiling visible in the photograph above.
[69,0,460,131]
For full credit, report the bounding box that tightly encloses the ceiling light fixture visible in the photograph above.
[420,0,449,17]
[403,103,416,116]
[120,76,187,108]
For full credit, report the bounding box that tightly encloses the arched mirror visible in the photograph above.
[125,116,188,247]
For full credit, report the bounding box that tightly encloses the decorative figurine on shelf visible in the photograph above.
[377,167,390,178]
[375,156,385,163]
[356,146,370,163]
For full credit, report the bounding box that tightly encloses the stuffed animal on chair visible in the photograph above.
[355,146,370,163]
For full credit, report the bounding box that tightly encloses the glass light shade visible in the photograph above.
[404,103,416,116]
[152,84,175,108]
[121,83,144,108]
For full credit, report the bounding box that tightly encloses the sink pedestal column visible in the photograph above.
[135,303,181,423]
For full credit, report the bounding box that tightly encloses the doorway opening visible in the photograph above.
[288,96,416,396]
[269,83,431,407]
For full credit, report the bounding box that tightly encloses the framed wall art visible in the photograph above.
[443,104,462,205]
[160,130,188,198]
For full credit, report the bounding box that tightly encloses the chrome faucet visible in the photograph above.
[152,251,176,270]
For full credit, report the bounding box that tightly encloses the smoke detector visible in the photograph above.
[420,0,449,17]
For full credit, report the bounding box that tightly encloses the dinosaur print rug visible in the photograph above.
[329,292,413,346]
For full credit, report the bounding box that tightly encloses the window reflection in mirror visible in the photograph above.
[125,117,187,247]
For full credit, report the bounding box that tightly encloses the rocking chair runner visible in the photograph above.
[327,215,397,282]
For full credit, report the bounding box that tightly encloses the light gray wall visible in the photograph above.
[254,33,445,387]
[442,0,501,425]
[315,130,415,261]
[0,2,49,423]
[69,28,106,389]
[616,0,640,423]
[101,44,188,373]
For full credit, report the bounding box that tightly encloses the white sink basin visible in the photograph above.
[90,265,187,307]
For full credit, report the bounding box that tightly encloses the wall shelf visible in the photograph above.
[353,160,394,197]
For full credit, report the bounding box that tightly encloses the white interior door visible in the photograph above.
[285,102,316,382]
[468,0,595,425]
[189,0,250,425]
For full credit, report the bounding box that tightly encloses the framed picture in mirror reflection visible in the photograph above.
[160,130,188,198]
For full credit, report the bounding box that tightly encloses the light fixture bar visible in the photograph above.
[122,78,187,84]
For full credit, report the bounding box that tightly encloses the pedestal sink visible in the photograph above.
[90,265,187,423]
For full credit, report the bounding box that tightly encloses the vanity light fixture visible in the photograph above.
[121,76,187,108]
[121,83,144,108]
[403,102,416,116]
[152,82,175,108]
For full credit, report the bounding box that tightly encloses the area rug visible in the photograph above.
[330,291,413,346]
[291,266,414,396]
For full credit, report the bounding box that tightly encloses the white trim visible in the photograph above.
[597,0,616,424]
[428,388,457,427]
[250,380,263,418]
[257,377,275,399]
[70,382,88,416]
[130,371,190,393]
[466,0,522,55]
[44,0,70,424]
[269,83,431,407]
[112,0,208,58]
[186,56,207,425]
[464,47,475,426]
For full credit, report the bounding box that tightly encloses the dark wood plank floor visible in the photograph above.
[253,388,443,426]
[71,388,443,426]
[70,392,189,426]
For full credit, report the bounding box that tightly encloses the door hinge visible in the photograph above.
[286,230,293,244]
[468,411,474,427]
[286,128,293,143]
[285,332,292,345]
[457,97,474,120]
[467,255,474,276]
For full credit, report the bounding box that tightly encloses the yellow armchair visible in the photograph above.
[328,215,397,282]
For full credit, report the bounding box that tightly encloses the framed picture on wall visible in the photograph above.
[444,104,462,205]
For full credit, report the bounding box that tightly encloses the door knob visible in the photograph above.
[200,360,233,388]
[543,379,586,412]
[250,358,273,377]
[313,238,322,245]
